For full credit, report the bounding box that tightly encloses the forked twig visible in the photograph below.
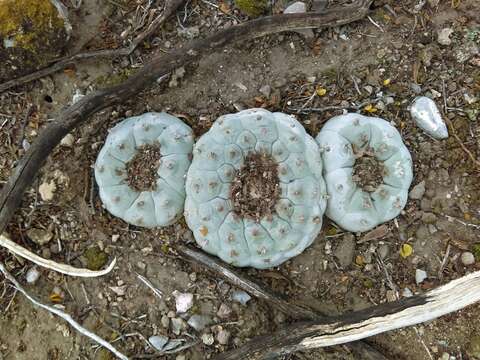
[0,263,128,360]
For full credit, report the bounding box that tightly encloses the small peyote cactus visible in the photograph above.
[95,112,194,228]
[316,113,413,233]
[184,108,327,269]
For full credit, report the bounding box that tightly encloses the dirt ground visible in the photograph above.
[0,0,479,359]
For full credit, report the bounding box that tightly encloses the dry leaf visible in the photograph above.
[400,243,413,258]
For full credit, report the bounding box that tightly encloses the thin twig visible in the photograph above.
[0,263,128,360]
[136,273,163,299]
[287,100,370,114]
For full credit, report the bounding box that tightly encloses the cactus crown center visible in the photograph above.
[126,144,161,192]
[230,152,280,222]
[351,147,386,192]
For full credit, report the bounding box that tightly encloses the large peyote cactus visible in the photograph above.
[316,113,413,233]
[184,108,327,269]
[95,112,194,228]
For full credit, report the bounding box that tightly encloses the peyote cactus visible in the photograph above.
[184,108,327,269]
[316,113,413,233]
[95,112,194,228]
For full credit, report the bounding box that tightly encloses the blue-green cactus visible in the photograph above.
[184,109,327,269]
[95,112,194,228]
[316,113,413,233]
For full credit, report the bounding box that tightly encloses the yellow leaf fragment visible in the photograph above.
[383,78,391,86]
[364,104,378,113]
[316,87,327,96]
[400,243,413,258]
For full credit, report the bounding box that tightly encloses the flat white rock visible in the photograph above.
[410,96,449,139]
[415,269,428,284]
[173,291,194,313]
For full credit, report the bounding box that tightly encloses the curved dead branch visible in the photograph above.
[0,0,373,272]
[0,233,116,277]
[215,270,480,359]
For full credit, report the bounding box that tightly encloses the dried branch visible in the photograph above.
[0,0,186,93]
[0,262,128,360]
[214,270,480,359]
[0,1,374,271]
[0,232,116,277]
[177,245,319,320]
[177,245,389,360]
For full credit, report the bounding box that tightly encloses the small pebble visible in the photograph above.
[171,318,186,335]
[461,252,475,266]
[202,333,215,346]
[217,329,231,345]
[149,335,169,351]
[26,267,40,284]
[60,134,75,147]
[440,353,450,360]
[410,97,448,139]
[421,212,437,224]
[217,303,232,319]
[334,234,355,268]
[173,291,194,313]
[26,228,53,246]
[161,315,170,328]
[437,28,454,46]
[231,290,251,305]
[284,1,307,13]
[378,244,390,260]
[415,269,428,284]
[259,84,271,98]
[39,180,57,201]
[409,181,426,200]
[187,315,212,331]
[402,287,413,297]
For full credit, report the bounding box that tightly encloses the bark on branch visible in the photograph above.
[177,245,389,359]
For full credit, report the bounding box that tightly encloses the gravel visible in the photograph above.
[409,180,426,200]
[461,252,475,266]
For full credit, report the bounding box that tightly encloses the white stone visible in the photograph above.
[216,329,231,345]
[39,180,57,201]
[149,335,169,351]
[283,2,314,39]
[461,252,475,266]
[284,1,307,13]
[231,290,251,305]
[173,291,194,313]
[187,315,212,331]
[410,96,449,139]
[415,269,428,284]
[202,333,215,346]
[60,134,75,147]
[437,28,454,46]
[26,267,40,284]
